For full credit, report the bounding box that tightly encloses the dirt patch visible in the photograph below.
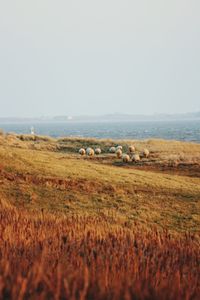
[127,163,200,178]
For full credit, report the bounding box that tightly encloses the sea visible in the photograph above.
[0,120,200,143]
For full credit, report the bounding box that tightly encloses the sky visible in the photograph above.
[0,0,200,117]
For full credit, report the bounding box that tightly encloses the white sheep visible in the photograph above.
[95,148,101,155]
[116,149,122,158]
[109,146,116,153]
[116,145,123,151]
[79,148,86,156]
[86,147,94,156]
[128,145,135,153]
[142,148,150,158]
[132,154,140,162]
[122,154,130,163]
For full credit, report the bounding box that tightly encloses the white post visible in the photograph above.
[31,127,35,135]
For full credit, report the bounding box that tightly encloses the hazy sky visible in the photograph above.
[0,0,199,117]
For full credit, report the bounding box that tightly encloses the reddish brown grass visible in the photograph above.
[0,202,199,300]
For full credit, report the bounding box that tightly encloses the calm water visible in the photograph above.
[0,120,200,143]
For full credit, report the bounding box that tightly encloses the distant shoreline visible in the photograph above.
[0,112,200,123]
[0,119,200,124]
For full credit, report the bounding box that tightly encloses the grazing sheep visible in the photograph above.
[86,147,94,156]
[109,146,116,153]
[129,145,135,153]
[116,149,122,158]
[132,154,140,163]
[95,148,101,155]
[122,154,130,163]
[79,148,86,156]
[116,145,123,151]
[142,148,150,158]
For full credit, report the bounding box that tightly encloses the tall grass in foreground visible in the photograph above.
[0,201,200,300]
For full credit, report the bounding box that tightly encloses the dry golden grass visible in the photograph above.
[0,199,200,300]
[0,134,200,299]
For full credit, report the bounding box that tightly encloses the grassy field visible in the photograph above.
[0,133,200,299]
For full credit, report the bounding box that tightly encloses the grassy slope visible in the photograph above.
[0,134,200,233]
[1,134,200,299]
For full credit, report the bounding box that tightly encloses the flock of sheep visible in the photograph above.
[78,145,150,163]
